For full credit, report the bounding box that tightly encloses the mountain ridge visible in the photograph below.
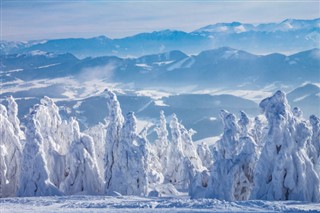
[1,47,319,90]
[1,18,319,58]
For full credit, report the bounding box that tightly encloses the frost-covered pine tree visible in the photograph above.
[238,111,250,137]
[60,118,103,195]
[154,110,169,174]
[251,116,265,149]
[121,112,148,195]
[197,142,213,170]
[144,131,164,192]
[106,112,148,195]
[292,106,303,118]
[31,97,70,188]
[309,115,320,165]
[6,96,24,139]
[35,96,71,154]
[292,109,319,168]
[166,114,204,191]
[166,114,189,190]
[104,89,125,194]
[145,150,164,194]
[85,122,107,177]
[0,104,22,197]
[103,90,148,195]
[18,105,61,196]
[217,110,241,159]
[190,110,257,200]
[180,126,204,170]
[251,91,320,202]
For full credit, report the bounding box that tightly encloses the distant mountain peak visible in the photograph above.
[228,21,242,26]
[150,29,186,36]
[193,22,252,34]
[289,48,320,59]
[95,35,111,41]
[137,49,187,64]
[194,18,320,34]
[197,47,255,60]
[299,83,320,91]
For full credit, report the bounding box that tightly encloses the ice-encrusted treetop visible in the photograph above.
[170,114,183,152]
[122,112,138,141]
[6,96,24,138]
[259,90,291,122]
[104,89,124,125]
[238,110,250,136]
[155,110,169,148]
[0,104,7,116]
[220,110,239,133]
[218,110,240,159]
[292,107,303,118]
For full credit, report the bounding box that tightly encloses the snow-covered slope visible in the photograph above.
[1,195,320,213]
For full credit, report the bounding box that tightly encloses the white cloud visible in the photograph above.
[77,63,115,82]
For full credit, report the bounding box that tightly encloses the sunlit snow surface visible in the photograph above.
[1,196,319,213]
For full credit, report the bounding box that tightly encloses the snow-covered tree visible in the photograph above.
[35,96,71,153]
[292,106,303,118]
[18,97,104,196]
[166,114,204,191]
[251,91,320,202]
[154,110,169,173]
[31,97,70,188]
[18,105,61,196]
[6,96,24,139]
[104,89,125,194]
[0,104,22,197]
[190,110,257,200]
[85,123,107,177]
[2,89,318,201]
[217,110,241,159]
[197,142,213,170]
[145,148,164,194]
[103,90,148,195]
[309,115,320,164]
[106,112,148,195]
[238,111,250,137]
[60,118,103,195]
[189,169,213,199]
[251,116,265,148]
[144,135,164,193]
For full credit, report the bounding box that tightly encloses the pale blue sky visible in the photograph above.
[1,0,319,41]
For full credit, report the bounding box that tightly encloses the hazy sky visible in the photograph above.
[1,0,319,41]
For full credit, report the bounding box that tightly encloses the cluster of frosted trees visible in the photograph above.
[0,90,319,202]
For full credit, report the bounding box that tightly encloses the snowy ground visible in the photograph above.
[1,196,319,213]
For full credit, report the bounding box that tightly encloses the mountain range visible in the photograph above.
[1,18,319,58]
[1,47,319,91]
